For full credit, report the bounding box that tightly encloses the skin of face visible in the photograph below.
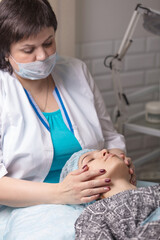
[79,149,130,182]
[8,27,56,72]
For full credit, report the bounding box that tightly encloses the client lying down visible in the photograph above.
[1,149,159,240]
[65,149,160,240]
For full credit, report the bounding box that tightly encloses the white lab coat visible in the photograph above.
[0,56,126,182]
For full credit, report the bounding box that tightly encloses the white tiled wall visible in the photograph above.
[76,36,160,161]
[75,0,160,163]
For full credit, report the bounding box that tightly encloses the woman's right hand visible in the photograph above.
[58,166,111,204]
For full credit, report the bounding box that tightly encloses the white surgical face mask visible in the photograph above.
[10,52,56,80]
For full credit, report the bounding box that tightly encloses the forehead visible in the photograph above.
[11,27,55,47]
[80,151,93,158]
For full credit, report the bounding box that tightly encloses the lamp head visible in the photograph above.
[143,9,160,36]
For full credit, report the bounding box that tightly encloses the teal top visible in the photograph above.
[43,110,82,183]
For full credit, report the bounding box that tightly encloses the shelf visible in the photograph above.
[124,111,160,137]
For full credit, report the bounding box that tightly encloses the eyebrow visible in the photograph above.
[21,35,54,47]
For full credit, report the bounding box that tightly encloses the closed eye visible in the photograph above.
[21,47,35,54]
[87,158,95,164]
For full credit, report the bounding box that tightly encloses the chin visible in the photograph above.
[106,158,129,180]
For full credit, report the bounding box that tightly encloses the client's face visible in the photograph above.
[79,149,130,181]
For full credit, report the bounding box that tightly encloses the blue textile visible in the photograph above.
[141,207,160,225]
[137,180,159,187]
[43,110,81,183]
[0,204,84,240]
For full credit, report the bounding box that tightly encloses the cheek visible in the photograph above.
[9,58,19,71]
[88,163,108,180]
[48,42,56,55]
[106,160,130,180]
[88,162,105,171]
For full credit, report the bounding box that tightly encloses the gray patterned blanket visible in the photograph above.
[75,185,160,240]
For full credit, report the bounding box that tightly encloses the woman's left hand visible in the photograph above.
[119,153,136,186]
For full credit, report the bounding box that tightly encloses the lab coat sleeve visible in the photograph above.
[82,62,126,153]
[0,77,8,178]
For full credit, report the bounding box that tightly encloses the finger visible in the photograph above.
[81,186,111,200]
[129,163,135,172]
[81,194,101,204]
[130,174,136,185]
[129,168,134,175]
[126,157,132,166]
[69,165,89,176]
[119,153,125,160]
[79,169,107,181]
[132,176,136,185]
[124,159,129,166]
[132,178,136,185]
[81,178,111,193]
[133,180,137,186]
[131,164,135,171]
[131,179,137,186]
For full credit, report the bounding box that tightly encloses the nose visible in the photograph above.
[36,47,48,61]
[99,149,108,158]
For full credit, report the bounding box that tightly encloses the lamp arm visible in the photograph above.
[117,5,142,61]
[104,4,154,69]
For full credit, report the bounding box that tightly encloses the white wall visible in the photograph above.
[76,0,160,162]
[76,0,160,42]
[49,0,76,57]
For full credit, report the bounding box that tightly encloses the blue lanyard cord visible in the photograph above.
[24,87,73,134]
[55,87,74,134]
[24,89,50,132]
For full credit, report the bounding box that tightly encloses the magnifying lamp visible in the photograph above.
[104,4,160,130]
[105,4,160,66]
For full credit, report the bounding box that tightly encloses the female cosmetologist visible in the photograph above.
[0,0,134,208]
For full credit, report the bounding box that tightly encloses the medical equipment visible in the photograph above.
[104,4,160,167]
[104,4,160,131]
[145,101,160,123]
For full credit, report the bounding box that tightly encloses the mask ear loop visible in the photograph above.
[9,55,19,64]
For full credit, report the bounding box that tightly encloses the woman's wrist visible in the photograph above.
[47,182,63,204]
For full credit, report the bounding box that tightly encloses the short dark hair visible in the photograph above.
[0,0,58,73]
